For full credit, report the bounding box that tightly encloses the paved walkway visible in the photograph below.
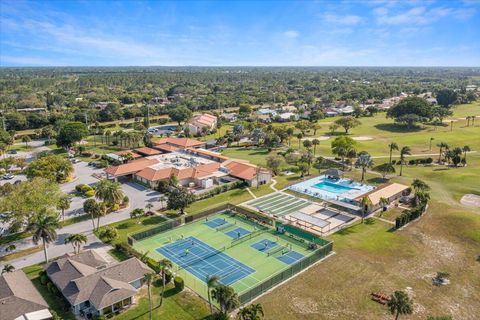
[270,179,278,192]
[246,187,257,199]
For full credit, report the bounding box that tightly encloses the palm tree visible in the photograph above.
[399,146,411,176]
[95,179,124,206]
[429,137,434,150]
[312,138,320,156]
[159,195,167,209]
[466,116,471,127]
[26,209,60,263]
[96,202,108,229]
[57,196,71,222]
[22,135,31,148]
[411,179,430,193]
[462,145,471,165]
[145,203,154,213]
[387,290,413,320]
[388,142,398,164]
[207,275,220,314]
[2,264,15,274]
[211,284,240,315]
[360,196,372,223]
[355,152,373,182]
[238,303,265,320]
[296,133,303,149]
[145,273,155,320]
[158,259,173,307]
[437,142,448,163]
[379,197,389,213]
[64,233,88,254]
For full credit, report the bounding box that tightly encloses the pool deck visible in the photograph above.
[288,175,375,203]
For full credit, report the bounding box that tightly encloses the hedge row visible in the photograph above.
[395,203,427,229]
[194,181,245,201]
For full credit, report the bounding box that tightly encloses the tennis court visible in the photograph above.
[245,192,311,217]
[132,210,317,301]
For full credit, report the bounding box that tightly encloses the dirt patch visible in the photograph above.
[302,136,330,141]
[352,136,374,141]
[460,194,480,208]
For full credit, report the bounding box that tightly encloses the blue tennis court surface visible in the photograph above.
[277,251,305,265]
[205,218,227,229]
[156,236,255,285]
[251,239,277,252]
[225,227,251,239]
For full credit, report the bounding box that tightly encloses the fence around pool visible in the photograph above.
[127,203,333,305]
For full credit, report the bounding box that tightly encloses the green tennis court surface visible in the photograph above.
[246,192,311,216]
[132,211,315,300]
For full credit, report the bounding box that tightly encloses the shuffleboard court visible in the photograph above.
[246,192,311,216]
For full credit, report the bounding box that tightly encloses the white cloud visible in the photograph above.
[283,30,299,39]
[0,55,66,66]
[322,14,363,25]
[373,5,476,25]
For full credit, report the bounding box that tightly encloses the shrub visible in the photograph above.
[111,203,120,212]
[75,184,86,192]
[426,157,433,164]
[80,184,93,193]
[173,276,184,292]
[40,274,49,285]
[408,159,415,165]
[84,190,95,197]
[47,282,54,292]
[98,226,119,243]
[123,195,129,204]
[164,270,173,284]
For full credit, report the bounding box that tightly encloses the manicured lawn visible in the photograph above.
[114,283,211,320]
[221,147,271,167]
[249,182,275,197]
[0,245,42,262]
[23,264,76,320]
[257,103,480,319]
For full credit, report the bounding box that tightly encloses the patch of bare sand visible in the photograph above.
[352,136,374,141]
[302,136,330,141]
[460,194,480,208]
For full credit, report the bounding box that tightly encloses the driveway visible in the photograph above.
[1,173,162,268]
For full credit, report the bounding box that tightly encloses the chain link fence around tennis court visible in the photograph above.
[127,203,274,245]
[238,241,333,304]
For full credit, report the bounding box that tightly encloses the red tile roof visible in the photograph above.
[185,148,229,161]
[133,147,161,156]
[152,143,179,152]
[223,160,260,181]
[135,162,220,182]
[104,158,158,177]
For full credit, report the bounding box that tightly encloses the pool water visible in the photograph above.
[313,180,357,193]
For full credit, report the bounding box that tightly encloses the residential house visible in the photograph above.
[277,112,298,122]
[185,113,217,135]
[256,108,277,118]
[220,113,237,122]
[45,250,152,318]
[0,270,52,320]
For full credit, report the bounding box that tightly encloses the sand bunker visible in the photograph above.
[352,136,373,141]
[302,136,330,141]
[460,194,480,208]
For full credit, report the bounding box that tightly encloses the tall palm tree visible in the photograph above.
[64,233,88,254]
[346,148,357,170]
[145,203,154,213]
[26,209,60,263]
[379,197,389,213]
[387,290,413,320]
[312,138,320,156]
[2,264,15,274]
[207,275,220,314]
[355,152,373,182]
[399,146,411,176]
[462,145,471,165]
[388,142,398,164]
[95,179,124,206]
[57,196,71,222]
[296,133,303,149]
[429,137,434,150]
[145,273,155,320]
[437,142,448,163]
[96,202,108,229]
[211,284,240,315]
[360,196,372,223]
[158,259,173,307]
[159,195,167,209]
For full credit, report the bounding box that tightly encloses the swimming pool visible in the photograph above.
[313,180,358,193]
[288,175,374,202]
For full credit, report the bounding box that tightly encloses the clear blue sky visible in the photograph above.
[1,0,479,67]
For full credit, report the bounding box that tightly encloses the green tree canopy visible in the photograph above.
[387,97,434,126]
[334,116,361,133]
[436,88,457,108]
[168,106,192,125]
[25,154,74,183]
[167,187,195,215]
[56,122,89,149]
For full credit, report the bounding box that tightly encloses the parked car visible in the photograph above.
[2,174,14,180]
[8,150,17,154]
[71,159,80,164]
